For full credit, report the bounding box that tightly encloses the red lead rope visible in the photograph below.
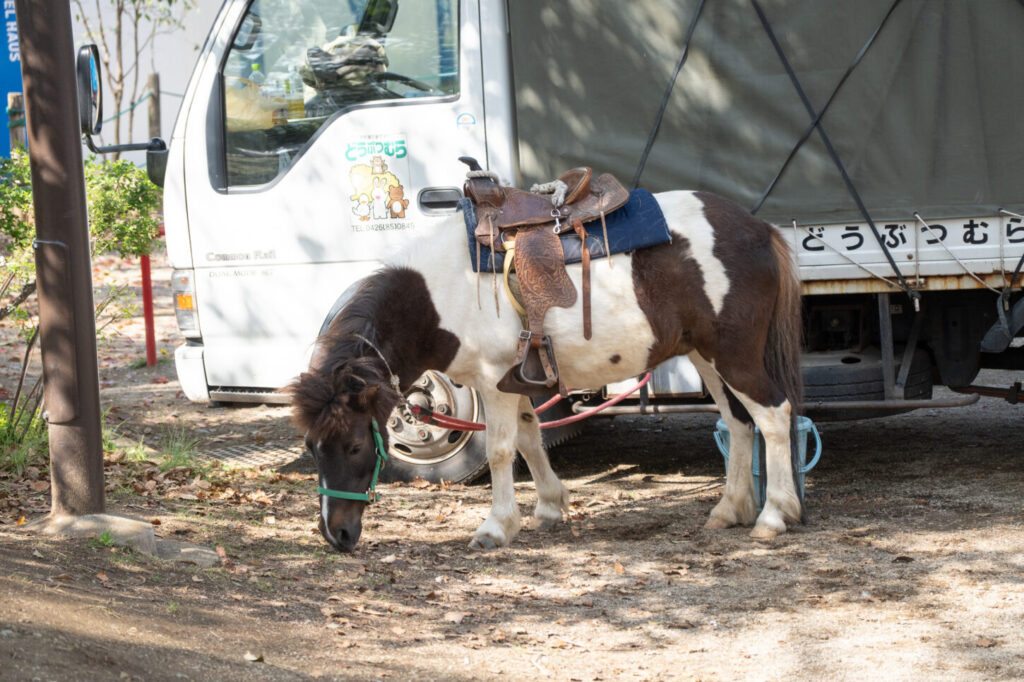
[409,372,653,432]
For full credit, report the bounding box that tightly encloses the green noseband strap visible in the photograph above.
[317,419,388,504]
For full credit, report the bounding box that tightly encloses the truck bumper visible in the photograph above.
[174,344,210,403]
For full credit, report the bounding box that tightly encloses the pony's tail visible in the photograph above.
[767,228,805,520]
[766,229,803,412]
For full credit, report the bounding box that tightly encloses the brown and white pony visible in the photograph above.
[290,190,803,552]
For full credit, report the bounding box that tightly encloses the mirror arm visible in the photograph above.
[84,135,166,155]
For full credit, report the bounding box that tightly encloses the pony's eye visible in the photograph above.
[347,443,362,457]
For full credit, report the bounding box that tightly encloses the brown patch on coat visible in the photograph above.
[290,266,461,440]
[520,412,535,423]
[631,191,794,407]
[609,354,621,364]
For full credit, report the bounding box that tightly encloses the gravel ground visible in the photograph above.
[1,251,1022,680]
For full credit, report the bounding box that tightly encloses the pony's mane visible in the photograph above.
[289,270,403,440]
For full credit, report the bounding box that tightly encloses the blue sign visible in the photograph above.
[2,0,22,155]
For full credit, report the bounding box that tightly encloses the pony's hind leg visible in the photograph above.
[722,384,800,539]
[689,353,760,529]
[516,395,569,530]
[469,390,522,550]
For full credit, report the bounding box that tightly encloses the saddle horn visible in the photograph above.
[459,156,483,172]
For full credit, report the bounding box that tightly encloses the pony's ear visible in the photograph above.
[347,384,379,413]
[288,371,334,434]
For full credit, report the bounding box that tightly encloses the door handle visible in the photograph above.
[418,187,463,214]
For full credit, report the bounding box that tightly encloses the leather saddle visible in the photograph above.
[460,157,629,397]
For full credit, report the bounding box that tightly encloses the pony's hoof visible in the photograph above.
[468,534,499,550]
[538,517,561,532]
[704,516,732,530]
[750,523,783,540]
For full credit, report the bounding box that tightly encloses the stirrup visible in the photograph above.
[513,330,558,388]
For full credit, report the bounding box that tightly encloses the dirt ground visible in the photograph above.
[1,252,1023,681]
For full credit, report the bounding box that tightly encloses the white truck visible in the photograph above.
[161,0,1024,481]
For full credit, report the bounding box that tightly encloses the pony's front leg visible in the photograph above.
[516,396,569,530]
[469,391,522,550]
[690,353,759,529]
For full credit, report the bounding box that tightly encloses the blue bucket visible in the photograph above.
[713,415,821,509]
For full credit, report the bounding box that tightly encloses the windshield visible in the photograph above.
[220,0,459,187]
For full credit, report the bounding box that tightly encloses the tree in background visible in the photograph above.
[72,0,195,158]
[0,148,162,458]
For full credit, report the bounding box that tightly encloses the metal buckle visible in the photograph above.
[552,208,564,234]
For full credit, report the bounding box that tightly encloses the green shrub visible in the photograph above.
[0,148,162,468]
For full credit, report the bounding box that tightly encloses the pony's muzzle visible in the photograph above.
[319,515,362,552]
[323,507,368,548]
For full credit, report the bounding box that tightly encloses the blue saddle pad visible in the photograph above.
[461,189,671,273]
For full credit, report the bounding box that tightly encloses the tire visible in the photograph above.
[802,347,933,421]
[378,371,489,484]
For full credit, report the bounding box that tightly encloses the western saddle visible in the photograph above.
[460,157,630,397]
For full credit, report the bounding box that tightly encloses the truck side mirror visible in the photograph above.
[75,42,169,187]
[76,44,102,136]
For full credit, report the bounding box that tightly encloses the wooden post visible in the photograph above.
[15,0,105,516]
[7,92,26,150]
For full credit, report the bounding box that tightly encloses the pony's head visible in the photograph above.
[289,357,400,552]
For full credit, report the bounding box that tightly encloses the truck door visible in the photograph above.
[177,0,485,392]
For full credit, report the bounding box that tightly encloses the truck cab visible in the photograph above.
[166,0,1024,480]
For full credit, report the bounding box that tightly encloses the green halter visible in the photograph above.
[316,419,388,503]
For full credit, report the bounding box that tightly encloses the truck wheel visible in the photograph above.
[378,371,488,484]
[803,347,933,420]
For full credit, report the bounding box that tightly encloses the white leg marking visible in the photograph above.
[656,191,731,315]
[689,352,758,528]
[470,391,522,550]
[516,396,569,529]
[723,386,799,539]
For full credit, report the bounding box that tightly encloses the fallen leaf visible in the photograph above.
[443,611,468,624]
[96,571,109,583]
[974,637,997,648]
[16,517,26,526]
[53,573,72,580]
[614,562,626,574]
[410,478,431,489]
[149,377,169,384]
[30,481,50,492]
[243,651,264,662]
[893,555,914,563]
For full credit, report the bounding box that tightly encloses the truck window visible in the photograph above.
[220,0,459,188]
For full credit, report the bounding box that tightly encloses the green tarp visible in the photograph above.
[509,0,1024,225]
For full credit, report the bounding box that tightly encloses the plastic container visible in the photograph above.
[249,63,265,86]
[713,415,821,509]
[286,67,305,120]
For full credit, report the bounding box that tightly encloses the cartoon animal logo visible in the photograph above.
[370,177,390,220]
[388,185,409,219]
[348,154,407,225]
[352,193,371,221]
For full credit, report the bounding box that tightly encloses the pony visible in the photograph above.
[289,189,803,552]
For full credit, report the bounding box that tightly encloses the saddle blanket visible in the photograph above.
[461,189,671,273]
